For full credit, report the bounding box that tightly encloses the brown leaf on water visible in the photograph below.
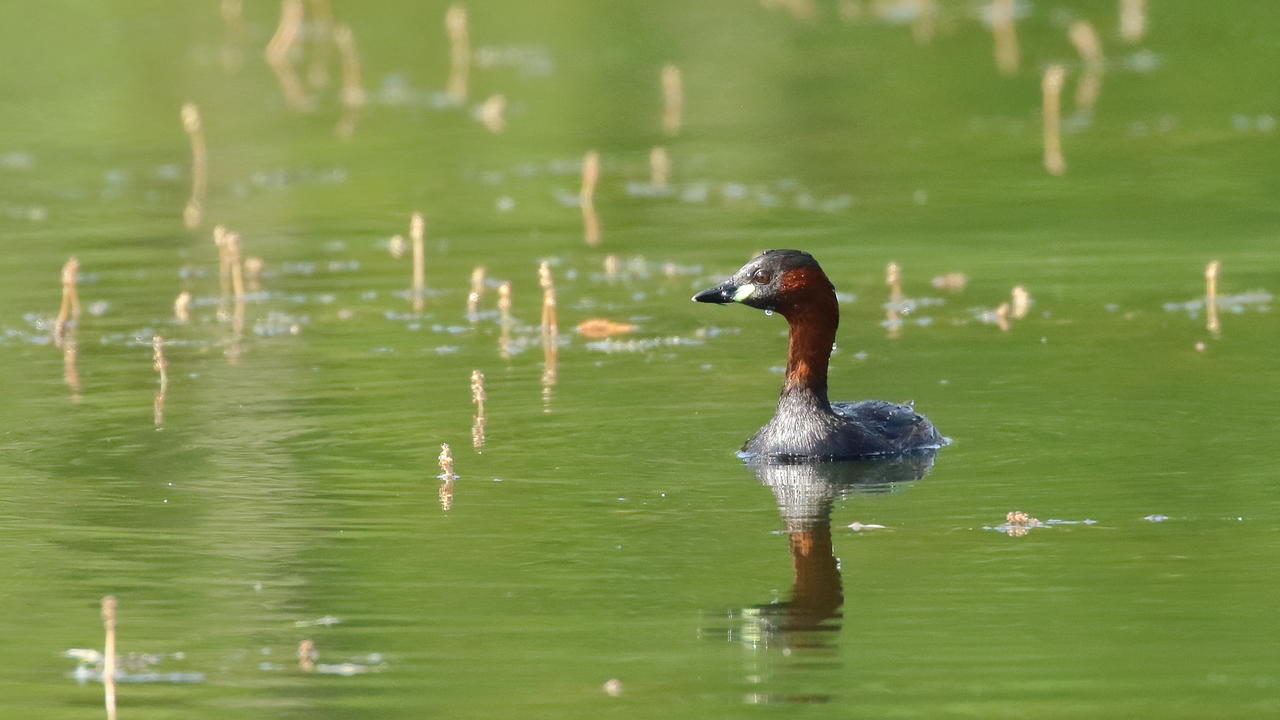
[575,318,637,338]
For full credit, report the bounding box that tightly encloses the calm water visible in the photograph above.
[2,1,1278,718]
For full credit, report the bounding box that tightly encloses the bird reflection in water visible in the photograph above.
[718,451,937,704]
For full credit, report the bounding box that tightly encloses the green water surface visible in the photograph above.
[1,1,1278,718]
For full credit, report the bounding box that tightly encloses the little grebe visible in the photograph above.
[693,249,945,459]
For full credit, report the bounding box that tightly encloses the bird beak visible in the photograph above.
[692,281,736,304]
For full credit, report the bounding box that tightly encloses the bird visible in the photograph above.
[693,249,945,459]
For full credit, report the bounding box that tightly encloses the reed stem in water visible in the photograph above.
[580,151,601,246]
[990,0,1019,76]
[445,4,470,104]
[1068,21,1104,113]
[54,257,81,345]
[1120,0,1147,44]
[661,64,683,136]
[1205,260,1221,336]
[649,147,670,188]
[181,103,207,229]
[101,595,118,720]
[410,213,426,313]
[467,266,486,320]
[333,23,365,139]
[1041,64,1067,176]
[266,0,308,111]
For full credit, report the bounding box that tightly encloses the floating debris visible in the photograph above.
[847,522,886,531]
[1143,514,1170,522]
[990,510,1044,537]
[575,318,636,338]
[603,678,623,697]
[294,615,341,628]
[930,272,967,292]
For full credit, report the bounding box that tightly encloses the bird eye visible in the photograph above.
[751,269,771,284]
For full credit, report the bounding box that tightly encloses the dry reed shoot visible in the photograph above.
[63,333,81,403]
[306,0,335,89]
[266,0,308,111]
[445,4,470,104]
[990,0,1019,76]
[580,151,601,246]
[181,103,207,229]
[220,0,245,71]
[1120,0,1147,44]
[479,94,506,133]
[171,293,191,326]
[410,213,426,313]
[911,0,938,45]
[333,23,365,139]
[539,261,558,336]
[225,231,246,304]
[649,147,670,188]
[661,64,683,135]
[298,639,317,672]
[885,262,902,304]
[1011,285,1030,319]
[497,281,513,360]
[1068,21,1104,113]
[153,336,168,426]
[438,442,456,509]
[244,256,264,291]
[1041,64,1067,176]
[471,370,486,450]
[467,266,486,319]
[101,595,118,720]
[1205,260,1221,336]
[54,257,81,344]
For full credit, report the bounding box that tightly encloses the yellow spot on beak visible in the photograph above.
[733,284,755,302]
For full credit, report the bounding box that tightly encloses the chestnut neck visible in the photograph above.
[777,272,839,406]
